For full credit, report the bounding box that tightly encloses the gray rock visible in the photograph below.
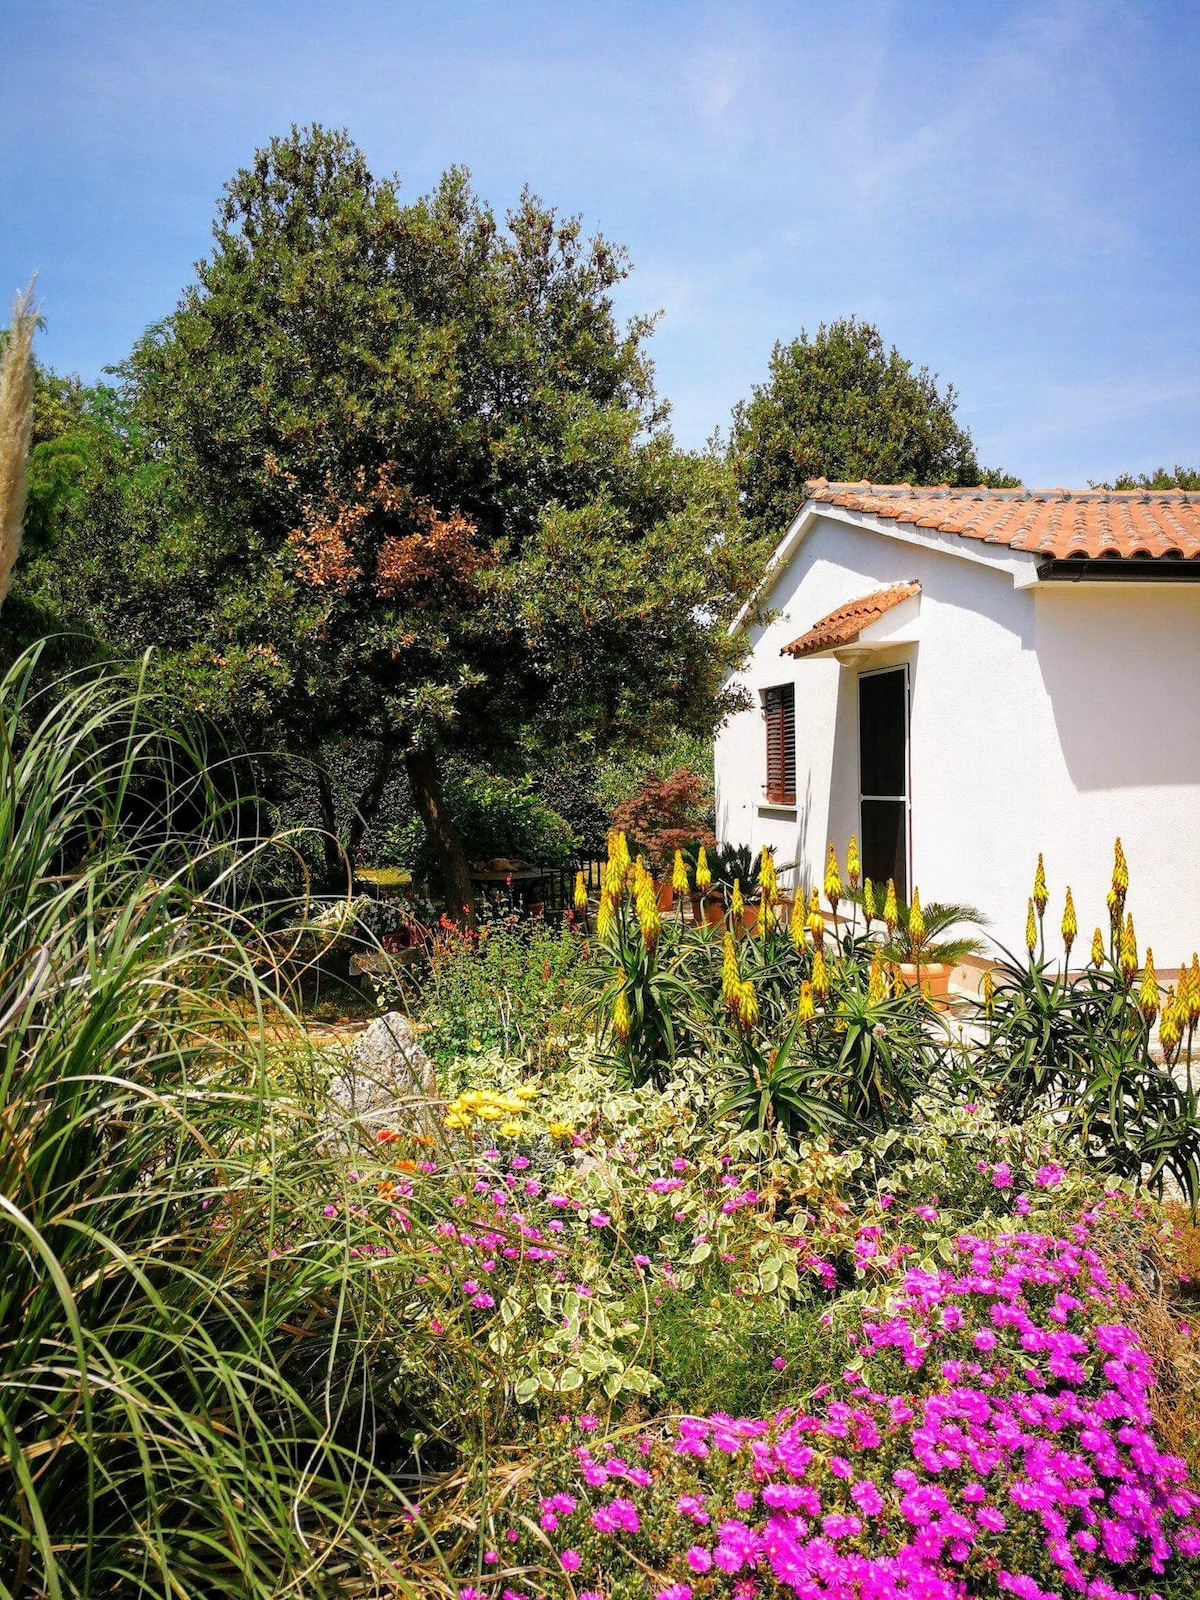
[330,1012,439,1140]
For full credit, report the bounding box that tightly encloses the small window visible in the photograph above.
[763,684,796,805]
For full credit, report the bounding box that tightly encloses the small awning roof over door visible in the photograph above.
[781,581,920,660]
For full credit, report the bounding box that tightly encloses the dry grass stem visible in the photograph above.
[0,278,37,607]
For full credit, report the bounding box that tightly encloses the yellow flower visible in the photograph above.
[721,931,740,1005]
[1160,986,1183,1058]
[613,986,632,1041]
[759,846,779,907]
[863,878,876,926]
[789,887,806,947]
[811,944,829,1001]
[443,1111,469,1129]
[499,1120,523,1138]
[981,968,995,1013]
[806,888,825,941]
[514,1085,539,1100]
[1033,852,1048,918]
[608,829,631,879]
[891,962,906,999]
[846,834,861,890]
[695,845,712,894]
[1137,949,1159,1025]
[574,870,588,912]
[1189,954,1200,1025]
[1120,913,1138,985]
[867,951,887,1006]
[1061,887,1077,961]
[476,1104,502,1121]
[635,874,662,950]
[908,887,925,947]
[824,843,842,915]
[796,979,816,1025]
[596,890,614,942]
[883,878,899,934]
[1113,836,1129,897]
[1025,898,1038,958]
[736,977,759,1029]
[1091,927,1105,967]
[546,1120,574,1139]
[673,849,690,895]
[731,878,745,921]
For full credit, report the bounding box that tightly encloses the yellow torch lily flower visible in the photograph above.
[1120,913,1138,985]
[574,870,588,913]
[982,968,995,1013]
[721,931,739,1005]
[908,887,925,948]
[695,845,712,894]
[672,849,690,895]
[883,879,899,934]
[863,878,876,926]
[730,878,745,922]
[824,842,842,915]
[613,986,632,1041]
[811,944,829,1001]
[1160,986,1182,1059]
[1189,954,1200,1024]
[736,977,759,1030]
[1091,926,1105,967]
[635,873,662,950]
[758,846,778,906]
[1061,887,1077,962]
[1033,852,1048,918]
[1137,949,1159,1025]
[1025,898,1038,958]
[796,979,816,1025]
[790,886,806,947]
[846,834,861,890]
[868,951,887,1006]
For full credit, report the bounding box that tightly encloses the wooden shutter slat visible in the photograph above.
[763,684,795,804]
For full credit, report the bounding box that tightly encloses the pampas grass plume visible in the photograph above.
[0,279,38,608]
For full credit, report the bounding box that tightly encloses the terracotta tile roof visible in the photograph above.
[804,480,1200,562]
[783,581,920,658]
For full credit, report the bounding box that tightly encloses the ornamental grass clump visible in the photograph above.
[0,645,414,1599]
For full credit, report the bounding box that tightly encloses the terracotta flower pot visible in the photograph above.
[656,878,676,912]
[702,897,726,929]
[740,905,760,933]
[898,961,953,1003]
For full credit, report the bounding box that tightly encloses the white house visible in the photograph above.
[714,481,1200,974]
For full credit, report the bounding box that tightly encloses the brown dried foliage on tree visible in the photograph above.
[286,464,487,604]
[610,765,716,871]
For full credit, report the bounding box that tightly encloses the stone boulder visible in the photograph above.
[330,1012,439,1142]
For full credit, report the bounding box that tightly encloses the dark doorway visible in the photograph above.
[859,666,909,899]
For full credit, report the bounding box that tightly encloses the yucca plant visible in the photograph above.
[0,644,423,1598]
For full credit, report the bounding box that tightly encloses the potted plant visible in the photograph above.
[868,885,987,1002]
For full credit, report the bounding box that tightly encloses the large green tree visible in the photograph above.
[729,318,1017,559]
[102,126,747,914]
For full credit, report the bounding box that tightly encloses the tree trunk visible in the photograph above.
[403,746,476,928]
[346,745,395,865]
[314,766,346,889]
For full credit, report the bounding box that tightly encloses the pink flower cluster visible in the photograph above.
[518,1221,1199,1599]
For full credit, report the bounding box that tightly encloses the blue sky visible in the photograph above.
[3,0,1198,484]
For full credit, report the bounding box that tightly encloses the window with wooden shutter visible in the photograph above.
[763,684,796,804]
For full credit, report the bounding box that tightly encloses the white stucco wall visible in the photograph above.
[714,512,1200,966]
